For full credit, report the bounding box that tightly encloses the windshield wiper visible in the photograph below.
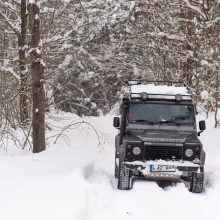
[158,120,176,124]
[173,115,190,121]
[129,120,155,125]
[156,119,183,126]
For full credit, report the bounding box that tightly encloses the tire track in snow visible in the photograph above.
[82,164,118,220]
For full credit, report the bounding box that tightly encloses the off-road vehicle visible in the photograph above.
[113,80,206,193]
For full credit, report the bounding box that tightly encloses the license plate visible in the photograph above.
[150,165,176,172]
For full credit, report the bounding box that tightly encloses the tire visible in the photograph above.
[114,151,119,179]
[189,172,204,193]
[117,162,132,190]
[114,159,119,179]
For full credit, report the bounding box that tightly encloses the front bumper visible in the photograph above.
[124,160,201,180]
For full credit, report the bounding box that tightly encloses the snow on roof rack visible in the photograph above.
[123,80,192,100]
[126,80,189,88]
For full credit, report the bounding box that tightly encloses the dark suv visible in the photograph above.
[113,81,206,193]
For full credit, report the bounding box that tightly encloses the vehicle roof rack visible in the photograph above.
[126,80,189,88]
[123,80,192,101]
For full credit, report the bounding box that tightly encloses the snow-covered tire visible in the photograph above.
[115,160,119,179]
[114,151,119,179]
[189,172,204,193]
[117,162,132,190]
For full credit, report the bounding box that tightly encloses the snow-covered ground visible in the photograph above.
[0,111,220,220]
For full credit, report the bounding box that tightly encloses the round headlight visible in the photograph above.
[185,149,193,157]
[133,147,141,155]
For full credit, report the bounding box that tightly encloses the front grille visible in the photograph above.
[145,145,183,160]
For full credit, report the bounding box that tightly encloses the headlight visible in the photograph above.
[185,149,193,157]
[133,147,141,155]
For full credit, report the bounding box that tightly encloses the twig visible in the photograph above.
[53,120,102,147]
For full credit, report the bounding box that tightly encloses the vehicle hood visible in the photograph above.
[126,129,198,144]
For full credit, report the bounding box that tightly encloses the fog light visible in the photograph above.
[175,94,182,101]
[141,92,148,100]
[133,147,141,155]
[185,149,193,157]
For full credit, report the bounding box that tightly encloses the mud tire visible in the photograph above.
[189,172,204,193]
[117,162,132,190]
[114,159,119,179]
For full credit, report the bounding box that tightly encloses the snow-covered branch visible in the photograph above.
[180,0,207,20]
[0,11,20,36]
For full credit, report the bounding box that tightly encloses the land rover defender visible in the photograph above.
[113,80,206,193]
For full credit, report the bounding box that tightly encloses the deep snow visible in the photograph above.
[0,111,220,220]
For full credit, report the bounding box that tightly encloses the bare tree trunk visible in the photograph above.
[28,1,46,153]
[19,0,29,125]
[183,0,195,86]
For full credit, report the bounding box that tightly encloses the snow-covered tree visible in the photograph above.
[0,0,219,124]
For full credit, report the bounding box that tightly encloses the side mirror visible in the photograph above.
[199,120,206,131]
[113,117,120,128]
[198,120,206,136]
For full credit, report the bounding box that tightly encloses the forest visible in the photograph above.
[0,0,219,150]
[0,1,220,220]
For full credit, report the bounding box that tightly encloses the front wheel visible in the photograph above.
[114,159,119,179]
[117,162,133,190]
[189,171,204,193]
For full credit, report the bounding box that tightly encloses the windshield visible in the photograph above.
[128,103,195,125]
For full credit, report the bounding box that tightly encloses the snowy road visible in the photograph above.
[0,113,219,220]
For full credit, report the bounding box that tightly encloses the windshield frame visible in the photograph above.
[127,101,195,126]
